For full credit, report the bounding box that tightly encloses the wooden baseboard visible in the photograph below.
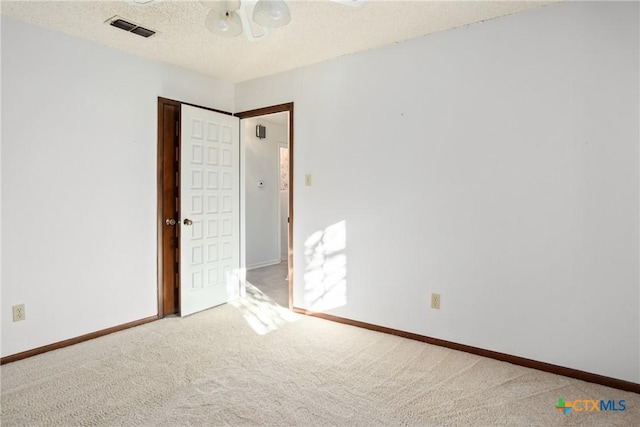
[247,259,283,270]
[293,308,640,394]
[0,315,158,365]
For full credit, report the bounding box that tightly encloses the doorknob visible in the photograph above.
[165,218,177,226]
[183,218,193,226]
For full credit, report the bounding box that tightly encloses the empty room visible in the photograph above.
[1,0,639,425]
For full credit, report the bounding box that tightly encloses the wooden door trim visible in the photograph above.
[160,97,233,116]
[157,97,234,318]
[235,103,294,309]
[157,97,179,318]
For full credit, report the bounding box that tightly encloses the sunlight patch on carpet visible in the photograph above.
[231,283,298,335]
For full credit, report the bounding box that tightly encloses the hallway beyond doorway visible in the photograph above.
[246,262,288,307]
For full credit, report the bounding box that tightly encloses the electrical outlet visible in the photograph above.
[305,174,312,186]
[431,293,441,310]
[12,304,26,322]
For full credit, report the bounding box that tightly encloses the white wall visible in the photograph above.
[244,117,287,269]
[235,1,640,383]
[1,16,234,357]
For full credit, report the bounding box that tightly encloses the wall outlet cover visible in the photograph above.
[12,304,26,322]
[431,293,441,310]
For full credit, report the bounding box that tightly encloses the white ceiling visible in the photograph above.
[1,0,559,83]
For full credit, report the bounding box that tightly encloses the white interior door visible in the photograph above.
[180,105,240,316]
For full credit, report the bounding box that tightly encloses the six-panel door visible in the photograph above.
[180,104,240,316]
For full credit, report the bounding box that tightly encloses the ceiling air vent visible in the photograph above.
[106,16,156,38]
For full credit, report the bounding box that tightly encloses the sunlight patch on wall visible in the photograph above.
[231,283,298,335]
[304,220,347,311]
[279,146,289,192]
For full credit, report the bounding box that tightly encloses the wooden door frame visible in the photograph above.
[156,97,234,318]
[235,103,294,309]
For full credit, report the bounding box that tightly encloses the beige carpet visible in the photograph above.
[2,284,639,426]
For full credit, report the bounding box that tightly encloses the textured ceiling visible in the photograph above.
[1,0,559,83]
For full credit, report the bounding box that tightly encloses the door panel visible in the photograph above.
[180,105,240,316]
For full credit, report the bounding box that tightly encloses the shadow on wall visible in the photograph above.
[304,220,348,311]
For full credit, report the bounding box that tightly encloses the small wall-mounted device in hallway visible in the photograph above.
[12,304,26,322]
[431,293,441,309]
[256,124,266,139]
[305,174,312,186]
[258,180,265,188]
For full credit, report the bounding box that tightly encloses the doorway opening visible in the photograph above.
[236,103,294,309]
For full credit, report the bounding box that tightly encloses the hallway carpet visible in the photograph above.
[247,261,289,307]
